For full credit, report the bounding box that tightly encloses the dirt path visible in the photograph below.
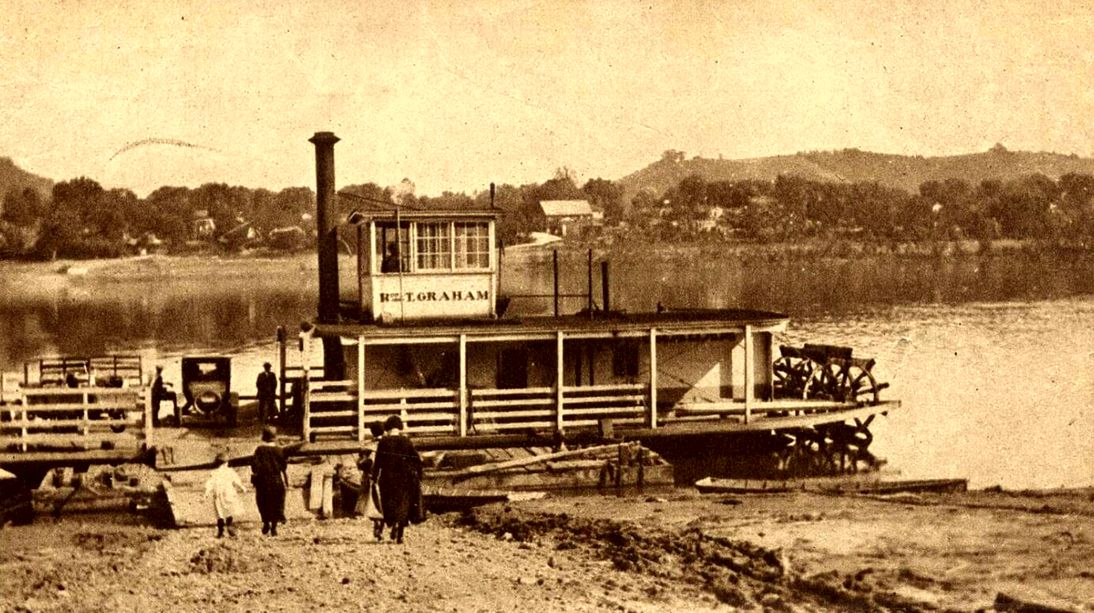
[3,488,1092,612]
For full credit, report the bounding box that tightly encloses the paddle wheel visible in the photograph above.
[772,344,889,476]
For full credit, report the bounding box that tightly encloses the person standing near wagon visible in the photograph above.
[252,426,288,536]
[371,415,423,544]
[255,362,278,424]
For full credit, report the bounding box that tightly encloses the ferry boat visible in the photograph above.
[291,133,900,482]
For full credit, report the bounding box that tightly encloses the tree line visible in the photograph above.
[3,169,1092,259]
[626,172,1094,244]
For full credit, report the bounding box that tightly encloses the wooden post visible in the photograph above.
[555,331,565,434]
[458,334,468,437]
[615,442,623,496]
[302,334,312,443]
[649,328,658,429]
[277,326,287,416]
[744,324,753,424]
[357,335,366,443]
[144,383,154,447]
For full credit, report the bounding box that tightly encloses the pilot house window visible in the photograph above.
[455,222,490,269]
[416,222,451,270]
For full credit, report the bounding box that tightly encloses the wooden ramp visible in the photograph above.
[161,465,314,528]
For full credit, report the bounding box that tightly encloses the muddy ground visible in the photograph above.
[3,487,1093,612]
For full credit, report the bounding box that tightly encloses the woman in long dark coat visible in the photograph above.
[371,415,422,544]
[252,426,288,536]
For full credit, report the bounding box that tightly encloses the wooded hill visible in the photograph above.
[0,157,53,200]
[619,146,1094,204]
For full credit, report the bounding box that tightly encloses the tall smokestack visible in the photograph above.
[309,131,345,380]
[310,131,340,325]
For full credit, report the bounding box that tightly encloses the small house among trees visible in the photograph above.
[539,199,598,237]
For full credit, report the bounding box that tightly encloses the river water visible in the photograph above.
[2,250,1092,489]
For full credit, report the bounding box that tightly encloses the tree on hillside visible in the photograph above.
[582,178,623,224]
[2,187,45,227]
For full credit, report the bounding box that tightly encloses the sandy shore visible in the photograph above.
[3,487,1092,612]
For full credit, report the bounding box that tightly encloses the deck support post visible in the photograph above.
[458,334,468,437]
[277,327,287,417]
[357,336,366,443]
[302,334,312,443]
[744,325,753,424]
[555,331,565,434]
[649,328,658,429]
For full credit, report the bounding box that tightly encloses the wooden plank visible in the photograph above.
[555,331,564,434]
[458,333,467,437]
[561,394,646,405]
[361,401,457,411]
[321,474,334,518]
[472,409,555,420]
[358,335,366,443]
[471,420,555,431]
[458,442,640,476]
[744,324,753,424]
[362,388,454,400]
[2,418,138,428]
[561,383,645,393]
[307,467,325,510]
[471,398,554,408]
[649,327,658,429]
[471,387,554,398]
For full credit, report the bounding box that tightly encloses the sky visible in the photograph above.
[2,0,1093,197]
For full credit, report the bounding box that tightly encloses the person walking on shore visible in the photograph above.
[256,362,278,424]
[252,426,288,536]
[204,452,245,538]
[371,415,422,544]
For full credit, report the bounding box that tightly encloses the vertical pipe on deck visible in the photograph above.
[555,331,565,434]
[744,324,754,424]
[552,250,560,317]
[458,334,468,437]
[601,260,610,313]
[649,328,658,429]
[357,335,365,443]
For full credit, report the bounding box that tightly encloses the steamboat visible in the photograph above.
[289,132,899,484]
[0,132,900,507]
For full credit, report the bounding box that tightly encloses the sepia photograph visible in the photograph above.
[1,1,1092,611]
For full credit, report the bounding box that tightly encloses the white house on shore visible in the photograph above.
[539,200,599,237]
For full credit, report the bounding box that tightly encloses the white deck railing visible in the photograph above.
[0,386,152,453]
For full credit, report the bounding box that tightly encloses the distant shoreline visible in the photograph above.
[0,238,1089,285]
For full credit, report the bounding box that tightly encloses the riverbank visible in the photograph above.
[3,487,1092,612]
[2,237,1091,284]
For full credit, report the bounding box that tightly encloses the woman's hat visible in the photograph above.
[383,415,403,431]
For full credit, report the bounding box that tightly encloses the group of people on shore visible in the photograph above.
[204,415,423,543]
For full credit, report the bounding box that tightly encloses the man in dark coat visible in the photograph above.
[370,415,422,544]
[256,362,278,424]
[151,366,177,427]
[252,426,288,536]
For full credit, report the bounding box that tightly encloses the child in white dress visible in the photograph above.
[204,452,246,537]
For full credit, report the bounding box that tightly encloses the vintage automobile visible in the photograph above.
[178,356,238,426]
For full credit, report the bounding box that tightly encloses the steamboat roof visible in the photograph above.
[317,307,789,339]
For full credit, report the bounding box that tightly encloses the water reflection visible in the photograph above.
[1,251,1092,488]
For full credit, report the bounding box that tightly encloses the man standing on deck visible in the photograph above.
[256,362,278,424]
